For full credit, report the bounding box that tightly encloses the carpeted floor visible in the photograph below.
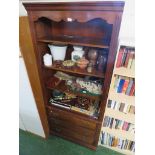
[19,129,123,155]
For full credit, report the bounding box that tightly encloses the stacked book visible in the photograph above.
[113,75,135,96]
[116,46,135,69]
[107,100,135,114]
[100,132,135,152]
[103,116,135,133]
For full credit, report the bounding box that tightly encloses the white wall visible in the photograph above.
[19,57,45,137]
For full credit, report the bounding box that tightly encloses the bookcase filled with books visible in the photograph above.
[99,39,135,155]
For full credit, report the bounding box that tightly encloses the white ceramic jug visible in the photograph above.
[48,44,67,61]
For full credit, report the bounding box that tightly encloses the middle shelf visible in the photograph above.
[44,61,105,78]
[46,79,102,101]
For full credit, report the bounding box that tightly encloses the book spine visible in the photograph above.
[117,79,125,93]
[116,48,124,68]
[124,50,130,67]
[129,83,135,96]
[121,49,128,66]
[126,79,134,95]
[127,52,134,69]
[131,58,135,70]
[122,79,129,94]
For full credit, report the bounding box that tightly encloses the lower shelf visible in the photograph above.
[108,90,135,106]
[102,127,135,141]
[104,108,135,124]
[99,143,134,155]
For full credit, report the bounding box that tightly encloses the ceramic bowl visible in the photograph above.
[76,58,89,69]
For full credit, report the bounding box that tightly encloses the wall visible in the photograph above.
[19,57,45,137]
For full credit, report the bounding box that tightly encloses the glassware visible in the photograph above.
[97,50,108,72]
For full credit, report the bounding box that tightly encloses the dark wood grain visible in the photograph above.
[38,36,109,48]
[23,1,124,150]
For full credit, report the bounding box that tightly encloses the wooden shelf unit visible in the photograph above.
[23,2,124,150]
[99,39,135,154]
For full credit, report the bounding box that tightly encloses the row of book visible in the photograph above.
[113,75,135,96]
[103,116,135,133]
[100,132,135,152]
[107,100,135,114]
[116,46,135,69]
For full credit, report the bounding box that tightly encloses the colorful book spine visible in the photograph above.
[124,50,130,67]
[127,52,134,69]
[122,79,129,94]
[116,48,124,68]
[117,79,125,93]
[100,132,135,152]
[129,83,135,96]
[126,79,134,95]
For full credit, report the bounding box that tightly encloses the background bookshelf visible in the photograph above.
[99,39,135,155]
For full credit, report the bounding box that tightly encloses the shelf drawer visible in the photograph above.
[49,117,95,137]
[50,123,95,144]
[47,107,97,130]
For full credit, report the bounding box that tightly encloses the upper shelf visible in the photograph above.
[37,35,110,48]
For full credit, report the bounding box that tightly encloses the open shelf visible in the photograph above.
[46,80,102,101]
[99,143,134,155]
[104,108,135,124]
[37,35,109,49]
[108,89,135,106]
[114,67,135,78]
[102,127,135,141]
[44,63,105,79]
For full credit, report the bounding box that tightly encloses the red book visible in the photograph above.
[129,83,135,96]
[124,51,130,67]
[122,79,129,94]
[116,48,124,68]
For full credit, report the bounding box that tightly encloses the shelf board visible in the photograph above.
[108,89,135,106]
[44,63,105,78]
[102,127,135,141]
[99,143,134,155]
[37,35,109,48]
[114,67,135,78]
[46,80,102,101]
[104,108,135,124]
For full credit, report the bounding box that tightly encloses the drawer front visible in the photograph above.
[47,107,96,130]
[50,123,95,144]
[49,117,95,137]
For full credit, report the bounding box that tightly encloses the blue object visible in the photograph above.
[117,79,125,93]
